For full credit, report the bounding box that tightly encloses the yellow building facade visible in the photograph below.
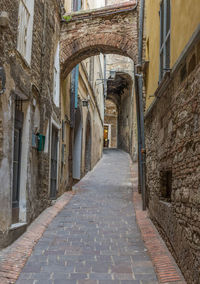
[144,0,200,109]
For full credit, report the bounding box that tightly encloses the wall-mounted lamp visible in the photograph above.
[109,70,116,80]
[82,100,89,107]
[0,67,6,95]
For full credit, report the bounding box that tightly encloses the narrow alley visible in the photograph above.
[0,0,200,283]
[16,150,158,283]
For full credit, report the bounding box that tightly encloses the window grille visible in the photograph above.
[159,0,171,81]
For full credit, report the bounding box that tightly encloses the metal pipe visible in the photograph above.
[103,55,107,100]
[135,0,146,210]
[135,75,142,194]
[138,0,145,65]
[138,74,146,210]
[135,73,146,210]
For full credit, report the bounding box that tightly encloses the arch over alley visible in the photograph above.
[60,1,146,209]
[60,1,138,77]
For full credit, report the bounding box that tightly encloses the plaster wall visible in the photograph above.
[144,0,200,109]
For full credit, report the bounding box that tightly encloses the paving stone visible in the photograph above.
[16,150,158,283]
[17,273,32,280]
[121,281,140,284]
[112,273,135,280]
[134,274,158,280]
[35,281,53,284]
[89,273,112,280]
[54,281,76,284]
[70,273,88,280]
[15,281,35,284]
[78,280,98,284]
[30,272,51,280]
[99,281,120,284]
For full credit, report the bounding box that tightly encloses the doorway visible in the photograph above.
[12,103,24,224]
[50,126,58,198]
[73,107,82,180]
[85,116,91,174]
[104,125,109,148]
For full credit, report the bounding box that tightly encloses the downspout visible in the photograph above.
[135,0,146,210]
[134,68,142,195]
[138,0,145,66]
[136,74,146,210]
[103,55,107,100]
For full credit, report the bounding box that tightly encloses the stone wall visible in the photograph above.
[0,0,63,247]
[145,38,200,283]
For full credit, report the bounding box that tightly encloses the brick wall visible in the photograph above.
[145,39,200,283]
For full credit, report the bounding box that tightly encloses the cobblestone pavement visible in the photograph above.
[16,149,158,284]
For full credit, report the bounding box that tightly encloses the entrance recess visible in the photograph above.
[73,107,82,180]
[12,105,24,223]
[50,126,58,198]
[85,116,91,174]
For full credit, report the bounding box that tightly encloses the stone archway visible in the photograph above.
[60,1,138,76]
[84,113,91,174]
[61,1,146,207]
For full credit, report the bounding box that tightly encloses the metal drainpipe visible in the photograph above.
[135,72,143,195]
[138,74,146,210]
[136,0,146,210]
[103,55,107,100]
[138,0,145,66]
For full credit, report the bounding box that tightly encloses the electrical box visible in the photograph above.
[37,134,45,152]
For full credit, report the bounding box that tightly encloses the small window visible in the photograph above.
[17,0,35,64]
[73,0,82,11]
[180,63,187,82]
[159,0,171,81]
[160,170,172,202]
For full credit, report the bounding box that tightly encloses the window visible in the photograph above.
[160,170,172,202]
[17,0,34,64]
[53,43,60,107]
[159,0,171,81]
[73,0,82,11]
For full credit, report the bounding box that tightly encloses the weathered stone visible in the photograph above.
[145,36,200,283]
[0,0,63,248]
[60,1,138,77]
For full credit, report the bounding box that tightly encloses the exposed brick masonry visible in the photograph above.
[145,39,200,283]
[60,1,138,77]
